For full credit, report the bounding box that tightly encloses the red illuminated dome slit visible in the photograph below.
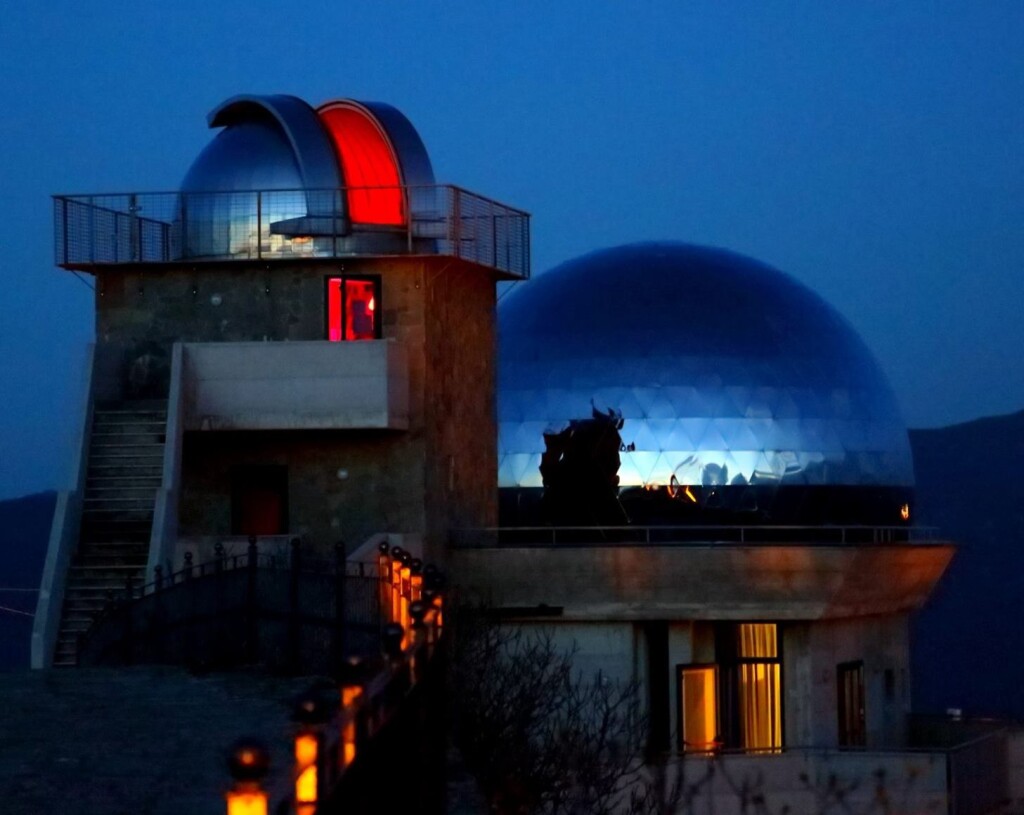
[318,103,404,226]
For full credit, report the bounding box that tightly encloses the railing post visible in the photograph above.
[377,541,390,623]
[246,536,258,664]
[225,739,270,815]
[333,541,347,676]
[255,191,262,260]
[123,573,135,665]
[60,199,69,265]
[288,537,301,673]
[452,187,461,258]
[405,185,413,253]
[88,197,95,264]
[129,193,140,262]
[292,691,332,812]
[184,550,193,580]
[180,194,189,260]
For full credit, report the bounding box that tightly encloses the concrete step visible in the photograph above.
[83,496,157,509]
[92,433,166,447]
[84,490,160,504]
[64,599,113,614]
[82,506,154,519]
[75,543,149,552]
[87,464,163,479]
[86,475,162,486]
[91,420,165,431]
[80,525,152,542]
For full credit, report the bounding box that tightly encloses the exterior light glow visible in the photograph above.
[340,686,362,768]
[294,734,318,806]
[226,789,268,815]
[900,503,910,521]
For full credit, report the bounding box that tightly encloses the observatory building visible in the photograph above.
[34,92,967,809]
[36,93,529,669]
[456,242,953,757]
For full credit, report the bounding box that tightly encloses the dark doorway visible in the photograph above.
[837,661,866,747]
[644,622,670,755]
[231,465,288,536]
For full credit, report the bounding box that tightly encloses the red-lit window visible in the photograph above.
[326,276,380,341]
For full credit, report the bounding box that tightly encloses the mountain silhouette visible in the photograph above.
[909,409,1024,720]
[0,491,55,670]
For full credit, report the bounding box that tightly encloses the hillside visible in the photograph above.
[0,491,56,670]
[910,410,1024,719]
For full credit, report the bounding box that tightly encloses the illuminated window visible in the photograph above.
[717,623,783,751]
[677,665,718,752]
[326,276,380,341]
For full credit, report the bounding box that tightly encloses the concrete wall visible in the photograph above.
[783,615,912,748]
[178,429,424,558]
[98,257,500,560]
[665,748,948,815]
[422,258,498,562]
[493,612,916,754]
[182,339,409,430]
[1005,728,1024,810]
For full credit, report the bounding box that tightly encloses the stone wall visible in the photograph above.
[422,258,498,562]
[96,257,499,558]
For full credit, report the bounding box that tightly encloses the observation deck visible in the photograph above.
[53,184,531,279]
[450,525,955,621]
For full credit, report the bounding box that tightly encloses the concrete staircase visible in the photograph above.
[53,402,166,667]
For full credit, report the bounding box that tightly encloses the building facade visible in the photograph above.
[35,91,971,811]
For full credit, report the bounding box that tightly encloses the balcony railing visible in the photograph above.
[450,524,944,548]
[53,184,530,278]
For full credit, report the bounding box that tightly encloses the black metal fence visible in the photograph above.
[53,185,531,278]
[77,541,382,675]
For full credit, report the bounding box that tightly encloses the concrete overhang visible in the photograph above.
[450,541,955,621]
[181,339,408,430]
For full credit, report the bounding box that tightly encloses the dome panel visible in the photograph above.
[497,242,914,525]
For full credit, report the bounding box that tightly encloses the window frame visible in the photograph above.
[715,621,785,752]
[323,273,383,341]
[676,662,720,753]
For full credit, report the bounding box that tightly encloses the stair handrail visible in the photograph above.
[32,343,97,669]
[146,341,185,581]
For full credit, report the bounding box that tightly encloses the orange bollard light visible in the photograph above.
[291,690,332,815]
[226,739,270,815]
[294,733,318,812]
[377,541,390,617]
[340,684,363,769]
[410,558,423,602]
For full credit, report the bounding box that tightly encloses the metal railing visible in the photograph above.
[53,184,531,278]
[76,538,384,673]
[450,524,943,548]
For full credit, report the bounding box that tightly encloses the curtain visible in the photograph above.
[737,624,781,750]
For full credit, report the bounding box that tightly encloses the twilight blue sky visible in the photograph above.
[0,1,1022,499]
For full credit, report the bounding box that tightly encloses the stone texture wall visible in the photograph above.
[96,257,499,558]
[178,429,424,556]
[422,258,498,562]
